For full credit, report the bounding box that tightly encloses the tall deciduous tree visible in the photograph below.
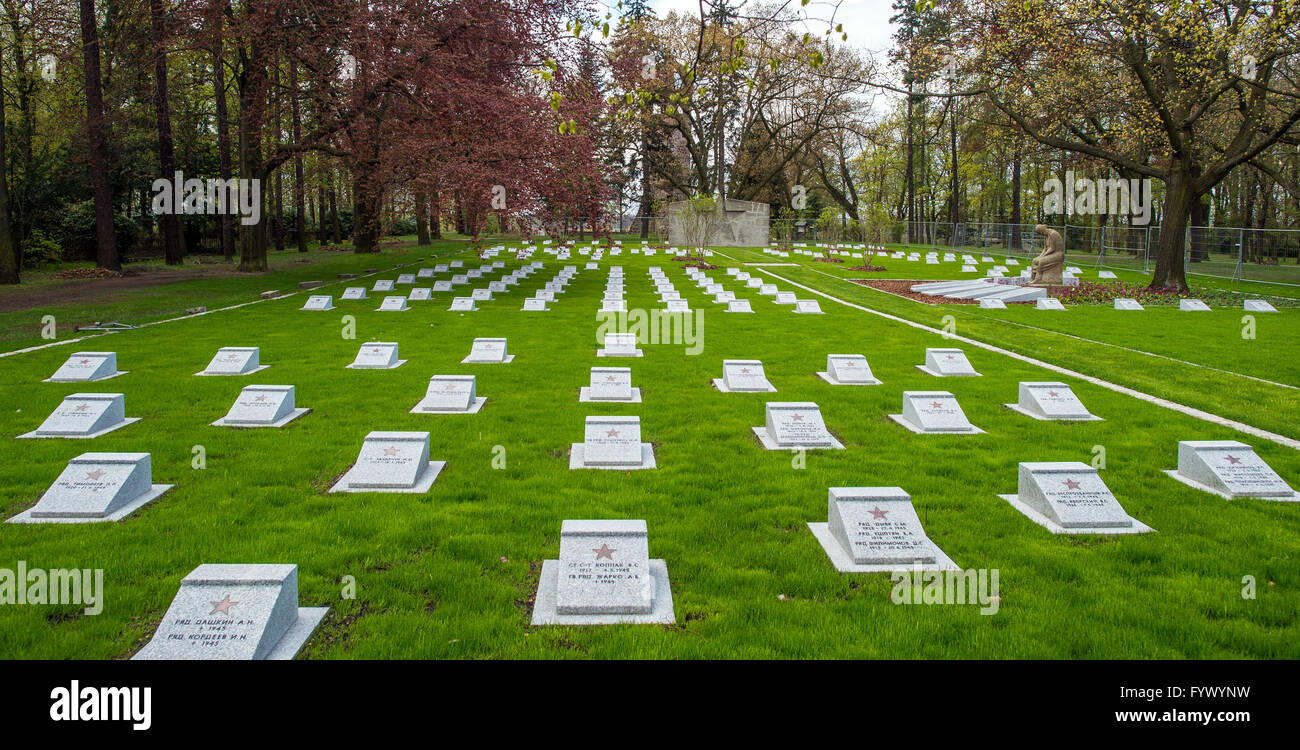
[79,0,118,271]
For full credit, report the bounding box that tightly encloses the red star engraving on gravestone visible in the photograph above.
[383,446,401,456]
[1225,455,1242,464]
[930,401,943,409]
[1062,479,1082,490]
[79,359,91,365]
[372,348,382,353]
[254,395,267,402]
[1047,391,1060,397]
[593,544,616,560]
[870,506,890,520]
[74,404,90,411]
[791,413,804,421]
[606,376,617,382]
[606,428,619,437]
[85,470,105,480]
[844,361,855,367]
[946,354,956,361]
[209,594,238,615]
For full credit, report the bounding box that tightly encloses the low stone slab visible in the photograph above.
[461,338,512,363]
[20,393,140,439]
[596,333,643,357]
[998,462,1152,534]
[212,385,309,427]
[329,431,444,493]
[8,452,171,524]
[580,367,640,403]
[411,375,486,414]
[531,520,674,626]
[888,391,983,435]
[133,564,327,660]
[570,416,655,469]
[809,487,958,572]
[713,359,776,392]
[196,347,269,376]
[1005,381,1101,421]
[1164,440,1299,501]
[45,352,125,383]
[752,402,843,450]
[377,296,410,312]
[816,354,881,385]
[915,348,980,377]
[347,342,405,369]
[301,295,334,311]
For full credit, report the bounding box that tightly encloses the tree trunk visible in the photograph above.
[0,45,17,284]
[1009,147,1021,251]
[329,178,340,243]
[429,190,441,239]
[1149,170,1193,291]
[638,130,652,239]
[211,3,234,261]
[150,0,183,264]
[289,59,307,252]
[236,4,268,273]
[271,64,284,253]
[80,0,119,271]
[415,191,429,245]
[352,177,380,253]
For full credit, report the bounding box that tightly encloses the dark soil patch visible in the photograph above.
[847,265,888,272]
[813,257,844,263]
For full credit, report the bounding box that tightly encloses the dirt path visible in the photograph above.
[0,263,268,313]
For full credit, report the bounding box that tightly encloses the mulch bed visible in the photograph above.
[850,278,1031,305]
[846,264,888,272]
[55,267,126,279]
[813,257,844,263]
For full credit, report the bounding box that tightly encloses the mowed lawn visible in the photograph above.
[1,243,1298,659]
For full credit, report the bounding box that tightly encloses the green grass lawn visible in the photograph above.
[1,241,1297,658]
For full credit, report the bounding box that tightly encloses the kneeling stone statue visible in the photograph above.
[1030,224,1064,286]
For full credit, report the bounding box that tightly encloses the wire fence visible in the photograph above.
[890,221,1300,287]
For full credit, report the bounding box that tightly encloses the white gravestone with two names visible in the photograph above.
[531,520,674,625]
[753,402,843,450]
[1006,382,1100,421]
[1180,299,1211,311]
[212,385,309,427]
[433,280,453,292]
[794,299,824,314]
[1164,441,1299,501]
[727,299,754,313]
[461,338,512,363]
[372,279,395,292]
[133,564,327,660]
[808,487,958,572]
[774,291,797,305]
[580,367,640,403]
[8,453,171,524]
[46,352,125,382]
[20,393,139,439]
[522,298,549,311]
[979,298,1007,309]
[411,375,485,414]
[449,297,477,311]
[1036,298,1066,311]
[197,347,267,376]
[347,342,404,369]
[597,333,643,357]
[397,274,415,285]
[377,296,409,312]
[341,287,367,300]
[998,462,1151,534]
[408,288,431,301]
[1114,298,1144,311]
[600,300,627,313]
[570,416,655,470]
[916,348,980,377]
[817,354,881,385]
[301,295,333,311]
[714,359,776,392]
[889,391,983,434]
[1244,300,1278,313]
[330,431,444,493]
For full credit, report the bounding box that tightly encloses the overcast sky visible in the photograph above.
[644,0,900,56]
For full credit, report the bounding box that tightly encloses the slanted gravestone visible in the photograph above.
[999,462,1151,534]
[347,342,404,369]
[411,375,484,414]
[461,338,511,363]
[522,298,549,311]
[197,347,267,376]
[132,564,327,660]
[46,352,124,383]
[581,367,639,403]
[531,520,674,625]
[408,288,431,301]
[980,298,1008,309]
[1179,299,1210,311]
[1164,441,1299,501]
[570,416,654,469]
[330,431,444,493]
[794,299,824,314]
[597,333,643,357]
[451,274,469,285]
[1036,298,1066,311]
[1244,300,1278,313]
[808,487,958,572]
[471,288,493,301]
[1006,382,1100,421]
[753,402,842,450]
[600,300,627,313]
[417,268,435,278]
[377,296,409,312]
[449,297,477,311]
[20,393,139,439]
[726,299,754,313]
[889,391,983,434]
[372,279,395,292]
[301,295,334,311]
[818,354,881,385]
[341,287,367,300]
[916,348,980,377]
[715,359,776,392]
[8,453,171,524]
[1114,298,1143,311]
[1098,271,1117,279]
[774,291,797,305]
[212,385,309,427]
